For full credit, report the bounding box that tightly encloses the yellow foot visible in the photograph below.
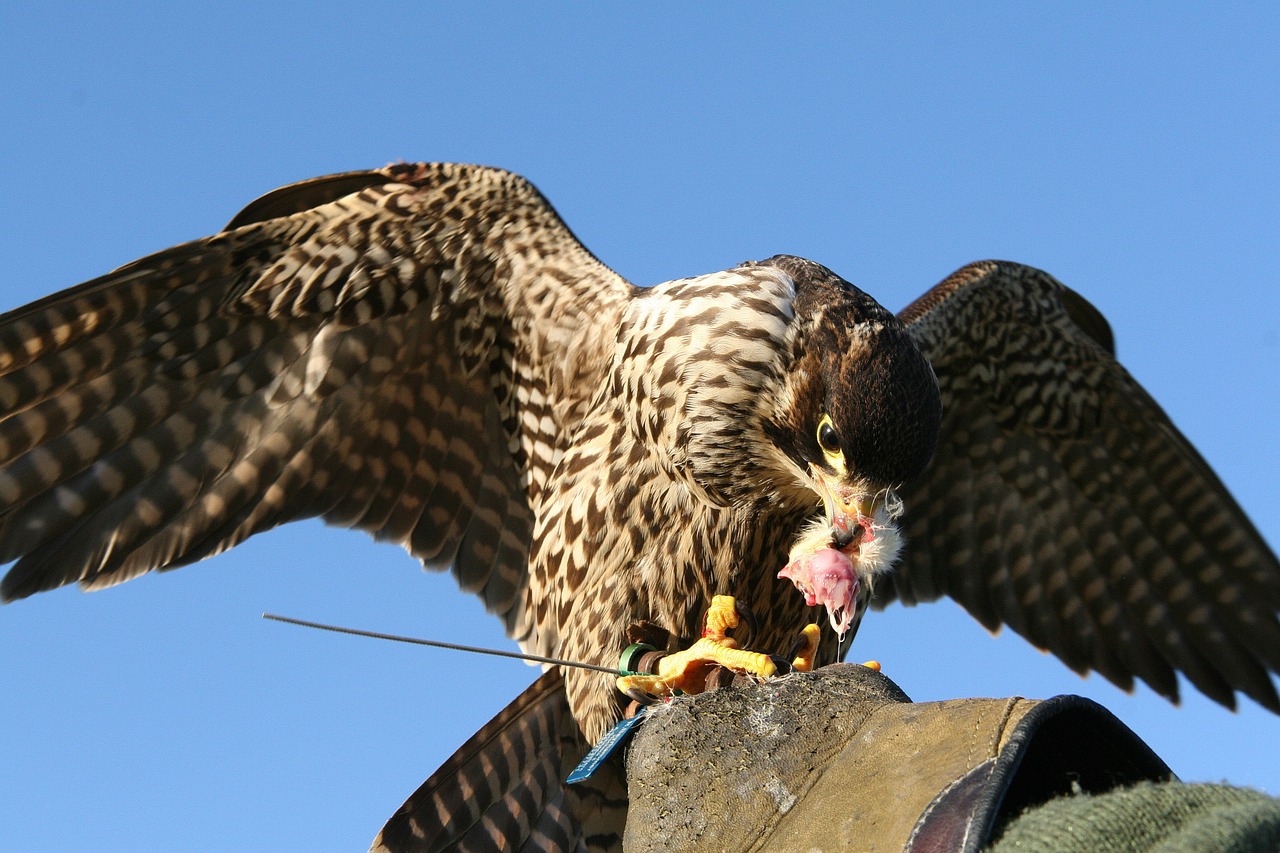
[786,625,879,674]
[616,595,777,700]
[790,623,821,672]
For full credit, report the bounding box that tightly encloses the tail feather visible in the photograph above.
[371,670,625,853]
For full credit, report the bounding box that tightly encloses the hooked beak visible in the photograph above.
[809,464,874,553]
[778,467,906,639]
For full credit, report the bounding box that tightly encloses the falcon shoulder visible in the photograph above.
[886,259,1280,711]
[0,162,633,652]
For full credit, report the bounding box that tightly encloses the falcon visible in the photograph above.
[2,163,1278,847]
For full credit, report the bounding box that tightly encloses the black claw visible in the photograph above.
[623,686,663,705]
[733,599,759,646]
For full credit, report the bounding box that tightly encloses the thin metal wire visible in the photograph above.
[261,612,624,675]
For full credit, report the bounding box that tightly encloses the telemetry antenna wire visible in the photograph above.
[261,612,623,675]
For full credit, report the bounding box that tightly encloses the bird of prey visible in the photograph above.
[2,163,1277,849]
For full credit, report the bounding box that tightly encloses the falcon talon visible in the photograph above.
[613,596,782,701]
[789,623,822,672]
[730,598,759,646]
[618,678,667,705]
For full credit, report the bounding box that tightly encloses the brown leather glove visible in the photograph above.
[624,663,1171,853]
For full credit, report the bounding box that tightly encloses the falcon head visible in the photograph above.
[756,256,942,634]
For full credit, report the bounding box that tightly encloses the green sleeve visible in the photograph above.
[989,781,1280,853]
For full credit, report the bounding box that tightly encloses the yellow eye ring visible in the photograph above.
[816,414,841,458]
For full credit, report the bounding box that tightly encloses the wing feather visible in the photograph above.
[0,163,632,653]
[890,260,1280,711]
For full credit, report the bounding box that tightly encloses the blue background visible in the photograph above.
[2,5,1277,850]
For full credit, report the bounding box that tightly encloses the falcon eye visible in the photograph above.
[816,414,842,459]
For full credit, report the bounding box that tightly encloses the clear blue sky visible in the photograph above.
[1,4,1277,851]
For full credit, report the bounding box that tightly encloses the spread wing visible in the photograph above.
[0,162,632,651]
[886,260,1280,711]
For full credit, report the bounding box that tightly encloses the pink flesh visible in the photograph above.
[778,547,859,637]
